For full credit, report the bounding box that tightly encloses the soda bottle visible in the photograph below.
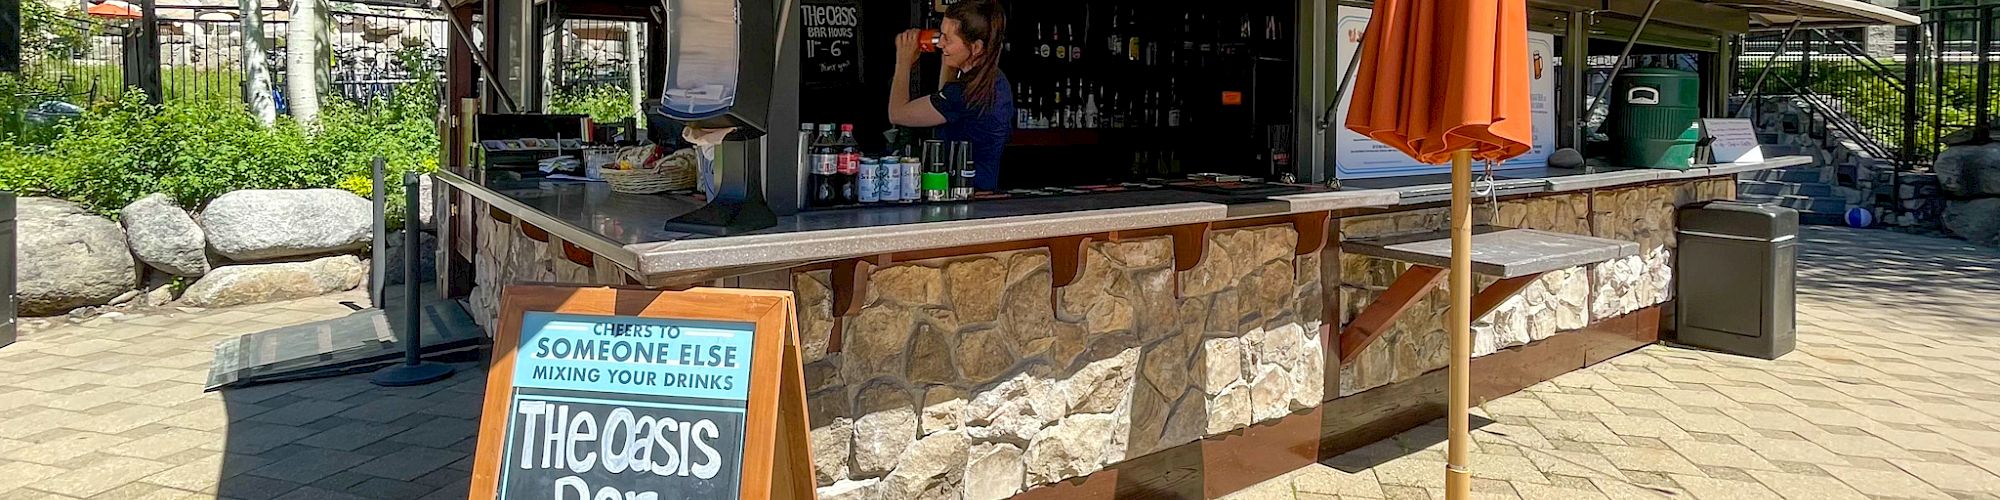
[837,124,862,204]
[810,123,838,207]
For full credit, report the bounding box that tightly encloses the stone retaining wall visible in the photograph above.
[1334,178,1734,397]
[801,225,1326,499]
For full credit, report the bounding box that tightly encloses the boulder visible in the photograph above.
[17,198,138,316]
[1945,198,2000,247]
[1933,142,2000,198]
[180,255,368,308]
[382,231,438,286]
[199,189,373,261]
[118,193,210,277]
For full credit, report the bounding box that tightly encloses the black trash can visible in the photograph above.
[1674,201,1797,359]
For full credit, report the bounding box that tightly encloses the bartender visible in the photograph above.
[888,0,1013,191]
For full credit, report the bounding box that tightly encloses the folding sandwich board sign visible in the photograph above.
[470,285,817,500]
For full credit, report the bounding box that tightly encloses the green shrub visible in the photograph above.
[550,84,636,123]
[0,85,440,226]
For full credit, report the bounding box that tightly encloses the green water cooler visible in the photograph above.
[1607,68,1702,170]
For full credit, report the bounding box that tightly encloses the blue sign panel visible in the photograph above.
[496,312,758,500]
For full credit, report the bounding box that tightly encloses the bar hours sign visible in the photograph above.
[801,0,861,85]
[471,286,816,500]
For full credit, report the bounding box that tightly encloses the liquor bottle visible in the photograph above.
[1068,24,1082,63]
[1166,80,1182,127]
[810,124,838,207]
[1083,82,1100,129]
[950,141,975,200]
[1053,25,1067,62]
[1106,9,1123,58]
[1016,83,1032,128]
[1126,9,1142,63]
[1051,79,1065,128]
[837,124,861,204]
[922,140,950,202]
[1036,23,1051,59]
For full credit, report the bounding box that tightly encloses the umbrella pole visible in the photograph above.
[1446,149,1473,500]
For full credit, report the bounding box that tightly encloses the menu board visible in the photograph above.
[1332,6,1559,179]
[802,0,862,86]
[471,286,814,500]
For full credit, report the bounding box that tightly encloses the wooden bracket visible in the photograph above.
[1337,265,1447,365]
[560,240,595,267]
[1049,234,1093,288]
[519,221,550,243]
[830,256,889,319]
[1470,273,1546,322]
[1170,222,1212,273]
[1292,211,1333,256]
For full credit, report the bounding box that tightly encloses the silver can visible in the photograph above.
[899,156,922,202]
[856,158,881,203]
[876,157,901,203]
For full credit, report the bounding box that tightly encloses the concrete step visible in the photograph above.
[1742,168,1823,183]
[1761,144,1804,157]
[1732,194,1847,226]
[1737,180,1836,198]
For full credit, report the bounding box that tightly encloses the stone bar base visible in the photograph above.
[449,176,1734,500]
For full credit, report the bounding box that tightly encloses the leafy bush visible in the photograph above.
[0,84,440,225]
[550,84,636,123]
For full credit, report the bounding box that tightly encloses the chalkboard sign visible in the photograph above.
[471,286,816,500]
[801,0,861,86]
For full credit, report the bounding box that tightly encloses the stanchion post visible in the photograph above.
[370,172,455,387]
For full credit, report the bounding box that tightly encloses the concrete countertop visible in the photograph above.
[439,155,1803,278]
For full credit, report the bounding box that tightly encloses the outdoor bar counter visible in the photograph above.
[434,155,1804,499]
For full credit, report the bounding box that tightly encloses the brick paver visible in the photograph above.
[1226,226,2000,500]
[0,226,1994,499]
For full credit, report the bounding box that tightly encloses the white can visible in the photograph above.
[876,157,901,203]
[857,158,881,203]
[899,157,922,201]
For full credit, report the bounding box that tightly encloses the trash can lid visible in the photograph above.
[1677,201,1799,241]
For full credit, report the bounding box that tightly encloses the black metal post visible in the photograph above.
[1976,6,1994,140]
[135,0,161,103]
[1900,25,1922,221]
[1802,30,1816,135]
[370,158,386,307]
[369,172,454,387]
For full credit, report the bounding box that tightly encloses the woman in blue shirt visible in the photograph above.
[888,0,1013,191]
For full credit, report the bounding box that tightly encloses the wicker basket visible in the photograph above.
[601,168,678,194]
[602,148,698,194]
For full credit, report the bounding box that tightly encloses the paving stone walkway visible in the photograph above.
[0,226,1995,499]
[1225,226,2000,500]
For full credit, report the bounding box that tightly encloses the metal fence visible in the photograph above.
[154,10,451,105]
[14,5,648,120]
[13,14,129,103]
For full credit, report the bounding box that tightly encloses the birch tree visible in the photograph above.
[241,0,276,126]
[286,0,328,126]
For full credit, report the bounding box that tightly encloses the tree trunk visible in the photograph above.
[286,0,326,126]
[627,23,644,128]
[241,0,275,126]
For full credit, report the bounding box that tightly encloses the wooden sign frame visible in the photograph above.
[470,284,817,500]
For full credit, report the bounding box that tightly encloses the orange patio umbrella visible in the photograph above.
[1343,0,1533,498]
[86,0,142,20]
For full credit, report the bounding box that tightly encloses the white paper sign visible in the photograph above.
[1332,6,1558,179]
[1703,118,1764,164]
